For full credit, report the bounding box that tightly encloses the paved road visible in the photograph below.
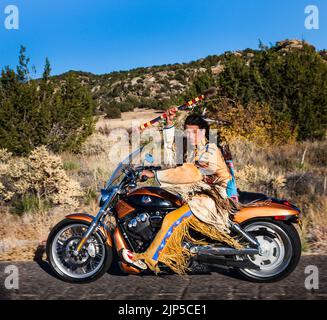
[0,255,326,300]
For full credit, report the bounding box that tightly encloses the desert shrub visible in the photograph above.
[175,70,187,83]
[210,101,297,145]
[125,94,138,105]
[308,220,327,254]
[79,132,112,156]
[235,164,286,197]
[103,100,122,119]
[286,172,325,197]
[143,88,151,97]
[305,140,327,168]
[84,186,99,205]
[13,194,51,214]
[62,160,80,171]
[119,100,134,112]
[0,146,82,209]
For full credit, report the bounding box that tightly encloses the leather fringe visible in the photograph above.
[133,213,242,275]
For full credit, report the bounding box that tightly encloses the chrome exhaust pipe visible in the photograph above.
[191,245,259,256]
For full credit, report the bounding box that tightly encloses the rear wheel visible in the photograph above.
[236,220,301,282]
[46,219,113,283]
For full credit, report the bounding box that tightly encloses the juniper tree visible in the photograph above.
[0,47,95,155]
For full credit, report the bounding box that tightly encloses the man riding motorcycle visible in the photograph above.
[121,113,241,273]
[46,89,302,282]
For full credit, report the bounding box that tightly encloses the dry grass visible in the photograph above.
[0,207,67,261]
[96,108,163,132]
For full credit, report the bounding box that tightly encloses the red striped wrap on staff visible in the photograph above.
[139,87,217,131]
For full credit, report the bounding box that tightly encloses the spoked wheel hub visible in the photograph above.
[64,237,91,267]
[50,223,106,279]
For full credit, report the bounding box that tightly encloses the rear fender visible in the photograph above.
[233,202,302,228]
[66,213,113,247]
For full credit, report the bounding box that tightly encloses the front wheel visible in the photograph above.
[46,219,113,283]
[236,220,301,282]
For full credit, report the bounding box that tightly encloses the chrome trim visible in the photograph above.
[192,245,259,256]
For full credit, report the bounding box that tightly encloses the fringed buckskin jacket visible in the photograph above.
[155,125,236,235]
[162,125,232,188]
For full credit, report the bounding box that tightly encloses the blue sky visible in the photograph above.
[0,0,326,77]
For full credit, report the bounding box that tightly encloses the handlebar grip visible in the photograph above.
[140,175,148,182]
[147,166,162,171]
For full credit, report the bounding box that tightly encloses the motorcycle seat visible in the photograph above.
[237,190,269,204]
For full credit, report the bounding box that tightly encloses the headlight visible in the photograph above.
[99,188,112,207]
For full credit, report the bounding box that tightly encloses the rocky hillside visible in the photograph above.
[51,39,326,118]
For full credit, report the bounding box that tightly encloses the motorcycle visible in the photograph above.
[46,147,302,283]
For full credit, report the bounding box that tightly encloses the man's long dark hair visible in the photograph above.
[182,115,211,163]
[184,114,210,141]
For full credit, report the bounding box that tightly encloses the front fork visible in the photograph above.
[74,218,102,253]
[74,187,117,255]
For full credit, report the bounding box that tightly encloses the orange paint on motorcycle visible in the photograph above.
[129,188,165,199]
[115,200,135,219]
[113,227,129,253]
[233,202,299,224]
[118,261,141,274]
[113,227,141,274]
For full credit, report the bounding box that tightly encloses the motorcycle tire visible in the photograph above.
[46,218,113,283]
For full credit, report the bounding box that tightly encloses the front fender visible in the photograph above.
[66,213,113,247]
